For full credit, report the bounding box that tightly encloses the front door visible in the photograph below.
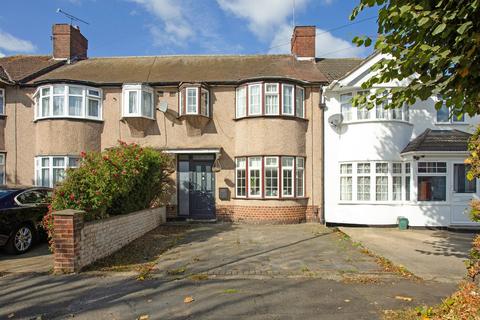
[451,162,480,225]
[177,154,215,220]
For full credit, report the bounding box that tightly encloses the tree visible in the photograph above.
[350,0,480,117]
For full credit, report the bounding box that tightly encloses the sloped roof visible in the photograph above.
[0,55,65,83]
[30,55,361,85]
[401,129,472,153]
[315,58,364,82]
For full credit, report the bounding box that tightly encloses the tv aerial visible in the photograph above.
[56,8,90,26]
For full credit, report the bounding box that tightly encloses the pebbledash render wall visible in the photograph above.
[2,84,324,223]
[53,207,166,273]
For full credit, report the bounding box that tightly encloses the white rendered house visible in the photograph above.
[323,53,480,227]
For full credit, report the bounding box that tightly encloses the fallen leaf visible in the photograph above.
[7,313,14,319]
[344,299,350,302]
[184,296,194,303]
[147,299,152,303]
[138,315,149,320]
[395,295,413,302]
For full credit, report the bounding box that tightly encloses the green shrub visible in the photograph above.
[42,141,174,247]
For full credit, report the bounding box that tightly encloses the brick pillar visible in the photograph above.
[52,209,85,274]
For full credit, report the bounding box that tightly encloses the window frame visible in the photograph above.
[296,157,305,197]
[235,157,247,198]
[282,84,295,116]
[264,83,280,116]
[0,153,5,185]
[122,84,155,120]
[34,84,103,121]
[234,156,306,199]
[340,163,353,201]
[0,88,4,115]
[264,156,279,198]
[248,156,262,198]
[416,161,448,202]
[236,86,247,118]
[35,155,81,188]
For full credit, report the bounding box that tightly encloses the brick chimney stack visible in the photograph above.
[52,24,88,61]
[291,26,316,59]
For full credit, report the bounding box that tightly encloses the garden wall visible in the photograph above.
[52,207,166,273]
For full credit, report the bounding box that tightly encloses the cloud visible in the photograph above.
[0,30,36,53]
[217,0,308,40]
[268,25,366,58]
[130,0,194,47]
[0,52,5,58]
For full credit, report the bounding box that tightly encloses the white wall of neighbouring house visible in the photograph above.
[322,53,480,227]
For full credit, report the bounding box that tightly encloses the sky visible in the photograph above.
[0,0,379,58]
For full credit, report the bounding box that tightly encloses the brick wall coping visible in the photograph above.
[82,207,161,226]
[53,209,85,216]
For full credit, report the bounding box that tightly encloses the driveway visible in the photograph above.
[0,243,52,275]
[340,227,477,283]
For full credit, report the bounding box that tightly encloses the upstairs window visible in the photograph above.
[35,84,102,120]
[340,93,353,122]
[436,102,465,124]
[0,88,4,115]
[178,86,210,117]
[235,82,305,119]
[122,84,154,119]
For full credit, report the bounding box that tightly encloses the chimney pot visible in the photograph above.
[291,26,316,59]
[52,24,88,60]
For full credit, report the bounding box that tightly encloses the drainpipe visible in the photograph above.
[318,86,326,224]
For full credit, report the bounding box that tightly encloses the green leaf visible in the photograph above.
[457,22,472,35]
[418,17,430,26]
[432,23,446,35]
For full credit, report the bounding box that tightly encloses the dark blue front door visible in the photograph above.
[177,154,215,219]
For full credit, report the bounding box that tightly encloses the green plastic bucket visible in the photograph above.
[397,217,409,230]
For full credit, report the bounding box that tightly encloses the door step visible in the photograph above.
[186,218,217,224]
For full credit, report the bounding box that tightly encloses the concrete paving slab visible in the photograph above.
[0,243,52,274]
[339,227,478,283]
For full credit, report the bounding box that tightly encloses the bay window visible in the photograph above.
[235,158,247,197]
[264,157,279,197]
[282,157,294,197]
[179,86,210,117]
[248,84,262,115]
[248,157,262,197]
[235,156,305,199]
[0,88,4,114]
[123,84,154,119]
[35,84,102,120]
[0,153,5,185]
[375,163,389,201]
[35,156,81,188]
[265,84,279,115]
[235,82,305,119]
[417,162,447,201]
[392,163,402,201]
[405,163,411,201]
[340,93,353,122]
[282,84,294,115]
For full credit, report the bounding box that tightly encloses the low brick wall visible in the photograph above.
[216,205,321,224]
[53,207,166,273]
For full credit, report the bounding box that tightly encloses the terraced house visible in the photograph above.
[0,24,478,227]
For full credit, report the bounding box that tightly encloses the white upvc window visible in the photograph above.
[392,162,402,201]
[264,156,279,197]
[122,84,155,119]
[417,161,447,201]
[436,102,465,124]
[296,157,305,197]
[0,88,5,115]
[295,86,305,118]
[340,163,353,201]
[375,163,389,201]
[236,86,247,118]
[35,155,81,188]
[405,163,411,201]
[340,92,353,122]
[356,91,370,120]
[282,157,294,197]
[0,153,5,185]
[282,84,294,115]
[186,87,198,114]
[264,83,279,115]
[248,84,262,115]
[356,162,370,201]
[34,84,102,120]
[248,157,262,197]
[235,158,247,198]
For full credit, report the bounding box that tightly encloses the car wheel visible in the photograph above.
[7,224,35,254]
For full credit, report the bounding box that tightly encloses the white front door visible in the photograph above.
[450,162,480,225]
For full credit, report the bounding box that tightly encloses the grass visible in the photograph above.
[84,225,191,275]
[383,282,480,320]
[189,274,209,281]
[166,266,187,275]
[222,289,240,294]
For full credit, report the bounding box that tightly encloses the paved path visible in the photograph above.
[340,227,477,283]
[0,243,52,274]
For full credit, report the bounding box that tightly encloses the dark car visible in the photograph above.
[0,187,52,254]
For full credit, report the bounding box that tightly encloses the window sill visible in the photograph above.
[34,116,103,123]
[434,122,468,125]
[0,114,6,119]
[234,115,307,121]
[122,115,155,121]
[232,197,309,200]
[338,200,449,205]
[342,119,412,125]
[178,114,211,120]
